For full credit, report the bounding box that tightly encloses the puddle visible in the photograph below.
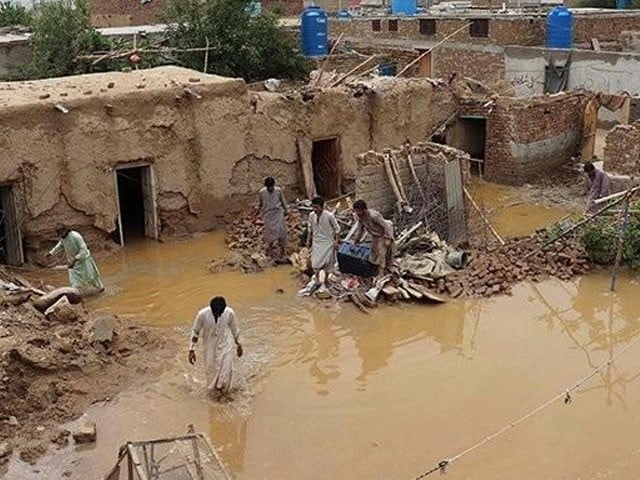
[8,190,640,480]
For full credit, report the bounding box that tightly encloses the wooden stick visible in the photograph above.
[594,185,640,205]
[396,22,472,77]
[523,193,630,260]
[384,154,405,210]
[203,37,210,73]
[463,187,505,246]
[407,153,427,204]
[330,54,377,87]
[315,32,344,87]
[611,192,634,291]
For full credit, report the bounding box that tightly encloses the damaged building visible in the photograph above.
[0,66,460,265]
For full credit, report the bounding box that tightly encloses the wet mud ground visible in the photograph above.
[6,183,640,480]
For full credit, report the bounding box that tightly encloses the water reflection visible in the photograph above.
[532,276,640,408]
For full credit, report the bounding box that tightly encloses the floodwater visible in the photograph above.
[8,193,640,480]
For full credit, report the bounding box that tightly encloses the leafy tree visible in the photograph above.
[21,0,110,79]
[0,1,33,27]
[163,0,310,82]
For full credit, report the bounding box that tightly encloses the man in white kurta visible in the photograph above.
[189,297,243,397]
[46,223,104,293]
[307,196,340,278]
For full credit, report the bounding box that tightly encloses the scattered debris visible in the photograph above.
[72,422,97,444]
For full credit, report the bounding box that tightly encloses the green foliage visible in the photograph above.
[162,0,311,82]
[580,205,640,269]
[21,0,110,80]
[0,1,33,27]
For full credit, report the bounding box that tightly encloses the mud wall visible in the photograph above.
[604,122,640,176]
[0,68,457,259]
[483,93,589,185]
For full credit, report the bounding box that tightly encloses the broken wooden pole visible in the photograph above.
[611,192,634,291]
[463,187,506,246]
[524,192,632,260]
[314,32,345,87]
[330,54,377,87]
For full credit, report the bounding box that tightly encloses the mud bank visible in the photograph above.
[0,269,172,473]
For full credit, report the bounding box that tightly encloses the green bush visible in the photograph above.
[20,0,110,80]
[162,0,310,82]
[580,206,640,269]
[0,1,33,27]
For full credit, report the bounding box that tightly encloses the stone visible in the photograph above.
[45,296,78,324]
[38,93,50,100]
[0,442,12,459]
[33,287,82,313]
[87,316,116,344]
[72,423,96,444]
[107,82,115,88]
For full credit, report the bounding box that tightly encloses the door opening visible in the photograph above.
[312,138,341,199]
[0,185,24,266]
[114,165,158,245]
[446,117,486,176]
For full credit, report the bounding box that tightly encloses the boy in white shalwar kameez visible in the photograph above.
[188,297,243,398]
[307,196,340,291]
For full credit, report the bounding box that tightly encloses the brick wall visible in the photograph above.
[330,13,640,47]
[433,45,505,86]
[262,0,304,15]
[484,93,589,185]
[330,16,545,46]
[316,47,422,76]
[604,123,640,176]
[355,142,470,241]
[90,0,167,27]
[574,15,640,44]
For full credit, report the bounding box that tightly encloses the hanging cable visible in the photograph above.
[410,329,640,479]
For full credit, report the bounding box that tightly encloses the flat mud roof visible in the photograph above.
[0,66,246,109]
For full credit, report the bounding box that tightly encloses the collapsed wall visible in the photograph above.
[355,142,470,244]
[0,67,458,261]
[604,122,640,176]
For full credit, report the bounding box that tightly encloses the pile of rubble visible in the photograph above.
[0,269,169,469]
[290,220,591,312]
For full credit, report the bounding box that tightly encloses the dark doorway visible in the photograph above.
[312,138,341,199]
[114,165,158,245]
[446,117,486,176]
[0,185,24,265]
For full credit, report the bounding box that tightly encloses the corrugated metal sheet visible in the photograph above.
[444,159,466,245]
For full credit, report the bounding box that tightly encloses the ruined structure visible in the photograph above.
[0,66,457,263]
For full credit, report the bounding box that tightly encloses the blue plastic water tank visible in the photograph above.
[391,0,416,16]
[546,6,573,49]
[301,6,328,57]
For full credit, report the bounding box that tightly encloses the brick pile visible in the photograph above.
[89,0,166,27]
[413,231,591,299]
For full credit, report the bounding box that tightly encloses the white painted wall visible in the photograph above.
[504,46,639,123]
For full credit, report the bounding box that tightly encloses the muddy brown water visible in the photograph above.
[7,186,640,480]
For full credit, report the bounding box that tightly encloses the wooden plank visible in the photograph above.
[410,283,447,303]
[444,159,466,244]
[141,166,159,240]
[113,172,125,246]
[296,136,316,199]
[1,186,23,266]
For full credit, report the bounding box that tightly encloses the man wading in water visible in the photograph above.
[46,223,104,294]
[189,296,243,399]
